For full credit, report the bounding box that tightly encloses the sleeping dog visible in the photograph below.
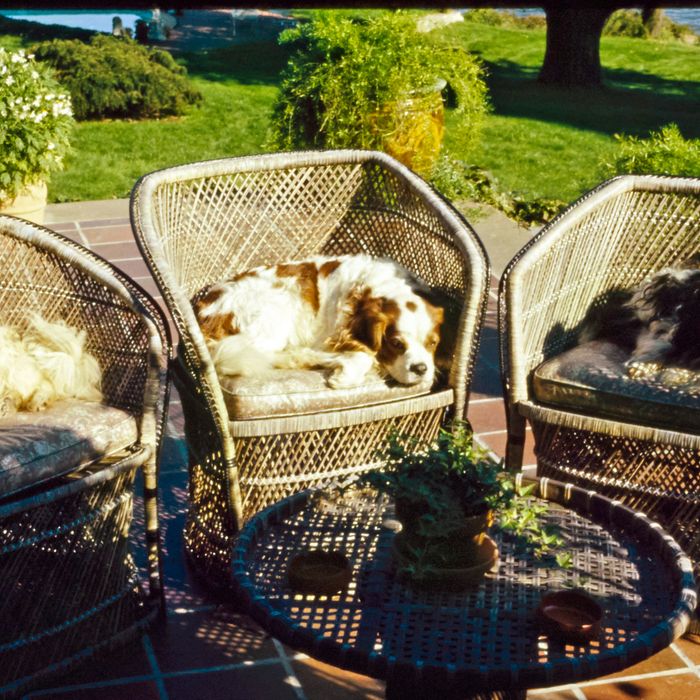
[193,254,444,388]
[580,266,700,369]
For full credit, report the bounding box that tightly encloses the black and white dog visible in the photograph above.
[580,267,700,368]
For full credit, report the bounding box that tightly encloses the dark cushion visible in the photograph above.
[220,368,433,421]
[0,400,138,498]
[532,340,700,433]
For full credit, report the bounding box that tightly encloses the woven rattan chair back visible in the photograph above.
[131,150,489,587]
[499,175,700,629]
[0,215,170,697]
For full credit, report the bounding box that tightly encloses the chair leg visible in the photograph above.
[505,407,527,472]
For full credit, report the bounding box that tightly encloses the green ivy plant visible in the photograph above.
[0,48,74,201]
[357,423,569,580]
[268,10,488,172]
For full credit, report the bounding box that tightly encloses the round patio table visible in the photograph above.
[232,475,696,699]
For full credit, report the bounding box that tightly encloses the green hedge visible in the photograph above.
[33,35,202,120]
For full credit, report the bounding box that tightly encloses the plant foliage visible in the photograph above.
[604,9,698,43]
[33,35,202,121]
[268,11,488,163]
[603,123,700,178]
[431,155,566,225]
[357,423,569,578]
[0,47,73,200]
[362,424,512,541]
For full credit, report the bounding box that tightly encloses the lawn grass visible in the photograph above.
[50,41,289,201]
[1,15,698,205]
[443,20,699,201]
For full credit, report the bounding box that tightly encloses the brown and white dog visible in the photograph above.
[193,254,444,388]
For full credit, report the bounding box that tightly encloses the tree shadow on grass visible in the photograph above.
[180,40,291,86]
[477,56,700,138]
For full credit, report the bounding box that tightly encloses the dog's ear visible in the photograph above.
[425,300,444,327]
[349,293,388,352]
[344,289,397,352]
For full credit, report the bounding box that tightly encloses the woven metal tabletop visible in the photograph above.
[232,476,696,694]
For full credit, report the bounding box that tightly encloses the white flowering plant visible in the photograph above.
[0,48,74,201]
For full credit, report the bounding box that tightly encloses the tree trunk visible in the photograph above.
[642,6,665,38]
[539,5,615,88]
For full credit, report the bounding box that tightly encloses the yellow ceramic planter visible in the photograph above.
[0,181,48,224]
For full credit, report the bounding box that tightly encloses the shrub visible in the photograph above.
[0,48,74,200]
[603,123,700,178]
[463,9,547,30]
[431,155,565,225]
[603,10,647,38]
[604,9,698,43]
[33,35,202,120]
[268,11,488,173]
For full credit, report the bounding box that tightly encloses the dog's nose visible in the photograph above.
[410,362,428,376]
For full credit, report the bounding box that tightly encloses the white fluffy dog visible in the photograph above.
[193,254,444,389]
[0,316,103,417]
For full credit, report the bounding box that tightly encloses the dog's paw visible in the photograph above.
[327,369,363,389]
[326,352,374,389]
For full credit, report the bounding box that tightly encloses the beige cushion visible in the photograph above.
[532,340,700,433]
[220,368,433,421]
[0,400,138,498]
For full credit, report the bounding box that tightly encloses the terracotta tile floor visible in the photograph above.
[24,213,700,699]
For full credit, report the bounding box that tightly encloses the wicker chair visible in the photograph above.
[499,175,700,590]
[130,150,489,587]
[0,215,170,698]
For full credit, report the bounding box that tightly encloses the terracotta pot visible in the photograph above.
[392,531,499,590]
[0,181,47,224]
[395,498,493,542]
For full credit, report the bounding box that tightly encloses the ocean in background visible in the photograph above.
[0,7,699,36]
[0,9,149,35]
[507,7,700,33]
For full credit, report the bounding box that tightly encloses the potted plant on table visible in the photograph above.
[0,48,74,223]
[268,11,488,178]
[359,423,565,589]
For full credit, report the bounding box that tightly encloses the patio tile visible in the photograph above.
[152,607,276,672]
[468,398,507,434]
[28,680,161,699]
[292,654,385,699]
[163,664,298,699]
[579,670,700,699]
[80,224,135,245]
[598,647,688,680]
[54,228,85,245]
[109,257,152,279]
[49,222,79,233]
[76,217,131,229]
[89,241,142,262]
[29,638,153,689]
[674,634,700,664]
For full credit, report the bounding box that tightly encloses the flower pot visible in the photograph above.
[395,498,493,542]
[371,81,446,178]
[392,530,499,590]
[0,181,47,225]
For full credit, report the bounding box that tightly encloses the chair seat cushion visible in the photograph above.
[532,340,700,433]
[220,368,433,421]
[0,400,139,498]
